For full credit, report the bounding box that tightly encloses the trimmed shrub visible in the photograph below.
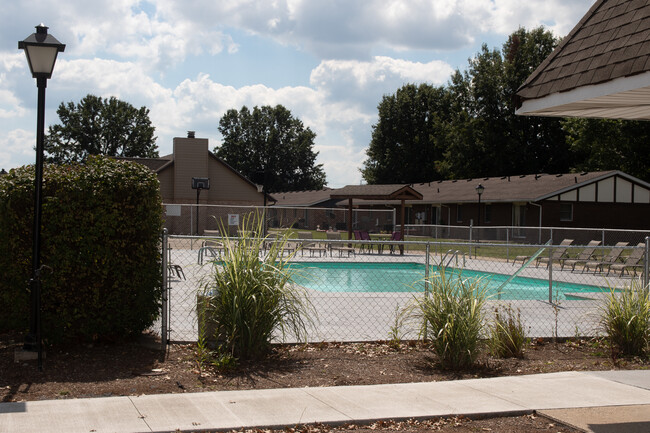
[0,156,163,342]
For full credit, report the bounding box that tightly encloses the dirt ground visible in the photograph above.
[2,332,648,432]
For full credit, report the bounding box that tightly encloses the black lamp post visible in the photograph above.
[475,183,484,227]
[19,24,65,370]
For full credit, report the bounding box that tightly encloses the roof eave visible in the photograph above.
[517,71,650,120]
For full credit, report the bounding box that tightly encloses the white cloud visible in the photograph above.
[310,56,454,114]
[55,58,171,101]
[1,0,597,187]
[467,0,595,36]
[0,89,27,119]
[0,129,35,168]
[152,0,594,60]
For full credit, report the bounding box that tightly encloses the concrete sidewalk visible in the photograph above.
[1,370,649,433]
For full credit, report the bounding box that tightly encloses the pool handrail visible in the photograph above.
[497,239,552,299]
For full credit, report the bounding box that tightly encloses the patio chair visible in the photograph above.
[583,241,629,273]
[168,264,185,280]
[535,239,574,268]
[296,231,313,255]
[389,231,403,254]
[355,230,374,254]
[296,231,327,256]
[360,231,376,254]
[198,239,224,265]
[607,242,645,276]
[560,240,601,271]
[327,231,355,257]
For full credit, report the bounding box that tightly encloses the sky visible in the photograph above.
[1,0,596,188]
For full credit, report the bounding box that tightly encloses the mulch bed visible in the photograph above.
[2,332,647,432]
[2,332,646,402]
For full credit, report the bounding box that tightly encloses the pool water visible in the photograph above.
[288,261,608,300]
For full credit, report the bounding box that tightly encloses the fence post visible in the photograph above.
[424,243,430,340]
[643,236,650,290]
[161,228,168,350]
[548,244,554,304]
[469,223,473,258]
[506,229,510,263]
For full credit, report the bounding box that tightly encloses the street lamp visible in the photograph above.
[475,184,485,226]
[19,24,65,370]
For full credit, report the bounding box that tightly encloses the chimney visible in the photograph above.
[187,131,195,139]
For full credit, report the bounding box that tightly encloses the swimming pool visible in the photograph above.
[288,261,608,300]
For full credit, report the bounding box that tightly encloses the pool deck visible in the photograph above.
[163,244,641,343]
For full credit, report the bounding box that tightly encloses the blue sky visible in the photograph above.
[1,0,595,188]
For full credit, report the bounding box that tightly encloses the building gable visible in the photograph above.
[542,171,650,204]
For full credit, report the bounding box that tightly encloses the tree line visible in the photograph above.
[42,27,650,190]
[362,27,650,184]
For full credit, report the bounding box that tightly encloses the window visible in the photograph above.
[456,205,463,223]
[484,204,492,223]
[560,203,573,221]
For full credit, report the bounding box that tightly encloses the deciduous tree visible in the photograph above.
[216,105,326,192]
[361,83,453,184]
[44,94,158,163]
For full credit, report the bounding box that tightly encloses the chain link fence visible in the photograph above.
[407,224,650,248]
[157,231,649,345]
[162,204,395,236]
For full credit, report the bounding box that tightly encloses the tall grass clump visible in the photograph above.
[199,213,312,361]
[488,305,527,358]
[600,281,650,359]
[411,270,488,370]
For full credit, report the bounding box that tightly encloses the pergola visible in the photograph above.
[330,184,423,254]
[516,0,650,120]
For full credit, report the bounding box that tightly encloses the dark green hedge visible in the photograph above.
[0,156,163,343]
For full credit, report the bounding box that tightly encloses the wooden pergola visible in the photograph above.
[330,184,423,254]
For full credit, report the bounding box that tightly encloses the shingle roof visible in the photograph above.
[272,188,337,206]
[518,0,650,102]
[408,171,618,204]
[329,171,643,207]
[331,184,423,200]
[116,156,172,172]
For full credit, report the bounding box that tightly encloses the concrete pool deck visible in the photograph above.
[162,243,642,343]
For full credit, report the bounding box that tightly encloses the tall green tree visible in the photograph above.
[362,27,565,184]
[504,27,569,175]
[216,105,326,192]
[361,83,453,184]
[44,94,158,163]
[563,118,650,182]
[443,27,565,179]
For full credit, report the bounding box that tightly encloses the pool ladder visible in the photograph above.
[441,249,466,268]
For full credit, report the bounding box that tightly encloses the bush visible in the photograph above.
[199,213,311,360]
[600,281,650,359]
[488,305,527,358]
[411,270,488,370]
[0,156,163,342]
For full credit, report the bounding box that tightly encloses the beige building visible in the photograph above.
[123,132,267,234]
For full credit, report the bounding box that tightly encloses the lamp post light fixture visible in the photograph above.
[475,183,485,227]
[19,24,65,370]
